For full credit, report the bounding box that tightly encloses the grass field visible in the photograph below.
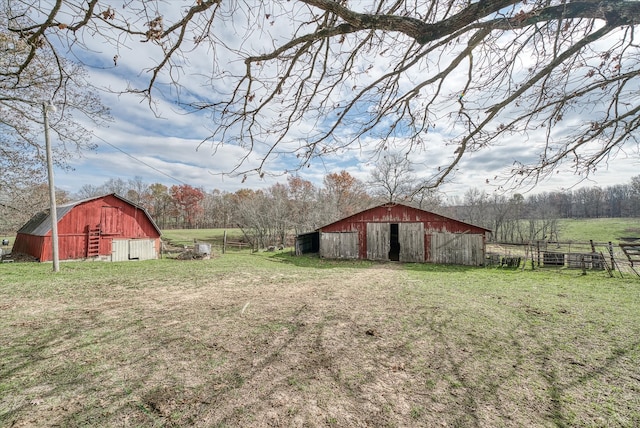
[557,218,640,244]
[1,252,639,427]
[161,228,251,255]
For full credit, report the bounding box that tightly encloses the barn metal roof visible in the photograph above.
[16,193,162,236]
[316,202,492,233]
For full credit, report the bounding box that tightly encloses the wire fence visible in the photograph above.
[486,240,640,278]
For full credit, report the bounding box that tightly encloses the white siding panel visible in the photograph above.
[129,239,157,260]
[111,239,128,262]
[112,239,157,261]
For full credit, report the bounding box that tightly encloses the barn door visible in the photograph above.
[112,239,157,261]
[430,232,484,265]
[366,223,390,261]
[112,239,128,262]
[320,232,358,259]
[129,239,156,260]
[399,223,425,262]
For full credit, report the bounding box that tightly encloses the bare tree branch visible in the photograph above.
[6,0,640,190]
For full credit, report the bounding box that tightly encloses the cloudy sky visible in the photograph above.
[46,1,639,200]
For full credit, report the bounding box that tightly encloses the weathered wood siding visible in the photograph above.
[13,194,161,262]
[366,223,390,260]
[320,232,358,259]
[399,223,425,262]
[316,203,490,265]
[429,232,484,266]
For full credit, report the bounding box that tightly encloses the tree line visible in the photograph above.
[451,176,640,243]
[2,172,639,247]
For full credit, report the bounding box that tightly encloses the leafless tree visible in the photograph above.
[7,0,640,191]
[287,176,322,234]
[368,152,416,203]
[1,5,109,221]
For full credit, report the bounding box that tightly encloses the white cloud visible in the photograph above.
[46,0,640,199]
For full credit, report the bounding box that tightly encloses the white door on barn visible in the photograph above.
[366,223,390,261]
[399,223,425,262]
[112,239,157,261]
[129,239,157,260]
[112,239,128,262]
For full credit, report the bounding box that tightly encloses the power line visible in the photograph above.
[93,134,189,185]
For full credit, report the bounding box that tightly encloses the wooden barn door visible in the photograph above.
[112,239,128,262]
[129,239,157,260]
[430,232,484,266]
[112,239,157,262]
[399,223,425,262]
[366,223,390,261]
[320,232,358,259]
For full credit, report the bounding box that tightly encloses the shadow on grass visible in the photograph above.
[401,262,481,274]
[392,290,640,426]
[268,252,376,269]
[270,251,490,272]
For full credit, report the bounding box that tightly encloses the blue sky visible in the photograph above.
[47,1,640,200]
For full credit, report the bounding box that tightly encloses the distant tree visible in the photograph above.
[287,176,320,233]
[170,184,205,228]
[75,184,103,200]
[547,191,574,219]
[232,189,271,248]
[267,183,291,245]
[322,171,371,220]
[410,186,442,212]
[631,175,640,195]
[603,185,631,218]
[100,178,129,197]
[368,153,416,203]
[500,194,525,243]
[573,187,606,218]
[201,189,227,229]
[484,194,512,242]
[459,188,489,227]
[126,176,149,205]
[524,193,559,242]
[147,183,172,229]
[630,175,640,216]
[0,184,70,233]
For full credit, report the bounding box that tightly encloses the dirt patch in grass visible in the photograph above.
[1,258,639,427]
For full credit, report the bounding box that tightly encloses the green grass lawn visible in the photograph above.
[160,228,245,246]
[557,218,640,243]
[1,253,638,427]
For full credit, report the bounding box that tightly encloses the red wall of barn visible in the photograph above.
[319,204,487,260]
[12,233,45,261]
[22,195,160,262]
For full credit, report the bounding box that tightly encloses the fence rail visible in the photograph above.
[486,240,640,277]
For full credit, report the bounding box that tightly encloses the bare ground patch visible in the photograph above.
[1,259,639,427]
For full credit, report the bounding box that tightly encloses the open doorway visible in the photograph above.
[389,223,400,261]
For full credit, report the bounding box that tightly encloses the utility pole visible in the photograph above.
[43,102,59,272]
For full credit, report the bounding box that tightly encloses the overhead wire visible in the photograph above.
[92,133,189,185]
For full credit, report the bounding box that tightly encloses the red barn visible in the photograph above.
[298,203,491,266]
[13,194,161,262]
